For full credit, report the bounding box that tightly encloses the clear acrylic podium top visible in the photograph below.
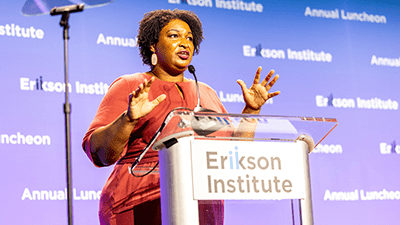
[152,108,337,151]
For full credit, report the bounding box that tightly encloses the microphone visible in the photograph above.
[50,4,84,16]
[187,65,229,136]
[188,65,214,113]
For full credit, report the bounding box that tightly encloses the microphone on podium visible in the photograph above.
[188,65,215,113]
[187,65,229,136]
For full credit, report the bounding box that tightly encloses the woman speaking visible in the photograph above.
[82,9,279,225]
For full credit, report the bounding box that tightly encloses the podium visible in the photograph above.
[151,109,337,225]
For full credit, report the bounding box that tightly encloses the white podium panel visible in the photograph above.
[159,136,199,225]
[191,140,306,200]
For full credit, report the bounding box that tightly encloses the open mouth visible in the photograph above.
[177,51,190,60]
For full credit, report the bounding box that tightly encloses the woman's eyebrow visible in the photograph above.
[167,29,192,35]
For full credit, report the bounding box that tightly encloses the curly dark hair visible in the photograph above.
[137,9,204,66]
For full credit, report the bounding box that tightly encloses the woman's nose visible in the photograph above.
[179,38,191,48]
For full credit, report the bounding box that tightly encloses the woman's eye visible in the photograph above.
[169,34,178,38]
[187,36,193,41]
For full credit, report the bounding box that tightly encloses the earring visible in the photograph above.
[151,53,158,66]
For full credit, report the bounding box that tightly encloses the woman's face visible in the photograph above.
[152,19,194,75]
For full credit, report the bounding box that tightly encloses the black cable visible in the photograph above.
[128,107,193,177]
[131,162,159,177]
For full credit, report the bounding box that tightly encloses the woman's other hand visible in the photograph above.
[237,66,280,114]
[127,77,166,122]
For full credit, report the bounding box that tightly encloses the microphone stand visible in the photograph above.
[188,65,214,113]
[50,4,84,225]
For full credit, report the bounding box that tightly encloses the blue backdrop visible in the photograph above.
[1,0,399,224]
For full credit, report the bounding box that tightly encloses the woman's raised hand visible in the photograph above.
[127,77,166,122]
[237,66,280,113]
